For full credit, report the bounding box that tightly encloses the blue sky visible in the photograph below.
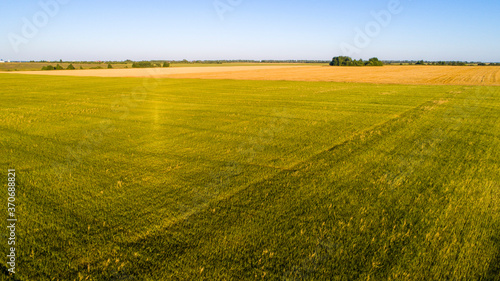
[1,0,499,61]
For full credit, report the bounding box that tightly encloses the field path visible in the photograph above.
[11,65,500,86]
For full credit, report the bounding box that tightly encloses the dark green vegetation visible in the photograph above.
[40,65,55,70]
[132,61,170,68]
[478,63,500,66]
[425,61,467,66]
[1,74,499,280]
[383,60,499,66]
[40,64,65,71]
[330,56,383,66]
[408,61,500,66]
[131,61,154,68]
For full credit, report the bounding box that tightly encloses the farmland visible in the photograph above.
[12,65,500,86]
[0,62,132,72]
[1,72,499,280]
[0,62,323,72]
[163,65,500,86]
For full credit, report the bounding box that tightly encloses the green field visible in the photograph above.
[1,74,499,280]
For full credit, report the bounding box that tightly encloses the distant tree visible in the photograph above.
[107,63,113,69]
[365,57,384,66]
[55,64,64,70]
[67,64,75,70]
[79,66,83,69]
[163,61,171,67]
[132,61,154,68]
[330,56,353,66]
[330,56,383,66]
[41,65,55,70]
[415,60,425,65]
[59,59,63,63]
[447,61,466,66]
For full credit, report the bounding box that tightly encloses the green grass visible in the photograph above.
[0,74,499,280]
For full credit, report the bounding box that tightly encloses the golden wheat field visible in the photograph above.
[13,65,299,78]
[13,65,500,85]
[165,65,500,85]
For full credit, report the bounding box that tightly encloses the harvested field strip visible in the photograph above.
[11,65,307,78]
[13,65,500,86]
[166,66,500,86]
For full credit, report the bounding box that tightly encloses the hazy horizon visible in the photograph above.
[2,58,500,63]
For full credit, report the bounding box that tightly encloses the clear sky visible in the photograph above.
[1,0,499,62]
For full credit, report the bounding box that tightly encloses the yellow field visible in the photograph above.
[14,65,299,77]
[166,65,500,86]
[12,65,500,86]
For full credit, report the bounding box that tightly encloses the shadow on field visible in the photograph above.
[485,239,500,280]
[0,264,22,281]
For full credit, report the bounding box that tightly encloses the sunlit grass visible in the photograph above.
[0,74,498,280]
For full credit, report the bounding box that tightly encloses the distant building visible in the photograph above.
[0,60,5,63]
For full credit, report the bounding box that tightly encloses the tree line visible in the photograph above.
[384,60,500,66]
[329,56,383,66]
[131,61,170,68]
[41,63,115,70]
